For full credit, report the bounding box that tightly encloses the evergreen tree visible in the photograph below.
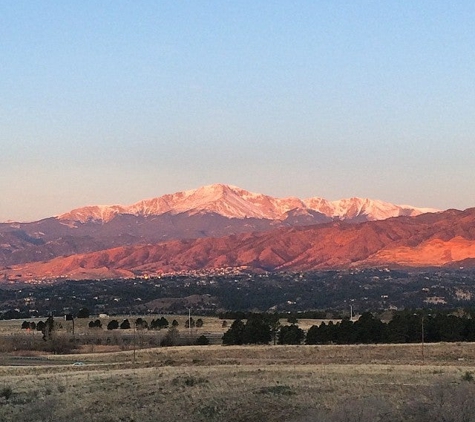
[185,317,195,328]
[386,313,411,343]
[107,319,119,330]
[42,316,55,341]
[335,318,355,344]
[159,316,169,329]
[287,315,298,324]
[89,319,102,329]
[242,314,271,344]
[464,318,475,342]
[266,314,281,345]
[306,324,320,345]
[195,335,210,345]
[353,312,385,343]
[278,324,305,345]
[434,314,465,342]
[77,307,90,318]
[135,318,148,329]
[222,319,245,345]
[120,319,131,329]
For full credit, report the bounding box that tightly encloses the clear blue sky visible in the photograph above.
[1,1,474,221]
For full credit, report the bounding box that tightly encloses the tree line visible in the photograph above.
[21,310,475,346]
[22,316,205,332]
[222,314,305,345]
[307,311,475,345]
[223,311,475,345]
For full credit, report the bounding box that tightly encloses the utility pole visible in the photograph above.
[414,312,426,365]
[421,315,425,365]
[133,321,136,364]
[65,313,74,340]
[188,307,191,338]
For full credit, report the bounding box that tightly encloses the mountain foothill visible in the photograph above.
[1,184,474,282]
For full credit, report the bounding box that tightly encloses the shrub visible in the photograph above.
[173,376,208,387]
[135,318,148,329]
[199,405,221,418]
[195,335,210,345]
[120,319,131,329]
[160,327,179,347]
[287,315,299,324]
[151,317,169,330]
[256,385,295,396]
[1,386,13,400]
[89,319,102,329]
[76,307,90,318]
[107,320,119,330]
[185,317,195,328]
[462,371,474,382]
[43,335,76,354]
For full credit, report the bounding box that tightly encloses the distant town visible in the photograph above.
[2,268,475,320]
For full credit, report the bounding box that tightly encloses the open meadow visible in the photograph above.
[2,331,475,421]
[0,315,334,355]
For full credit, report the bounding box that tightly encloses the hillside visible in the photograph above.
[3,208,474,281]
[0,184,436,268]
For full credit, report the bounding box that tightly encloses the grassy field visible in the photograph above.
[0,315,337,356]
[2,341,475,421]
[2,317,475,421]
[0,315,329,334]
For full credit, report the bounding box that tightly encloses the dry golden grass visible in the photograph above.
[2,342,475,421]
[0,316,332,358]
[4,317,475,421]
[26,340,474,368]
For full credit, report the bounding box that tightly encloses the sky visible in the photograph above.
[1,1,475,222]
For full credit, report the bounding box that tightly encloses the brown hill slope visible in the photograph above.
[2,208,475,281]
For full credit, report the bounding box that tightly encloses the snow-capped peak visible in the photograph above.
[58,184,438,223]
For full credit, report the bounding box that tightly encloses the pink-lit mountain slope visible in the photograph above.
[0,184,437,268]
[59,184,436,223]
[4,207,475,281]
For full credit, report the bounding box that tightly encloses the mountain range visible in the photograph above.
[6,183,473,282]
[58,183,435,223]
